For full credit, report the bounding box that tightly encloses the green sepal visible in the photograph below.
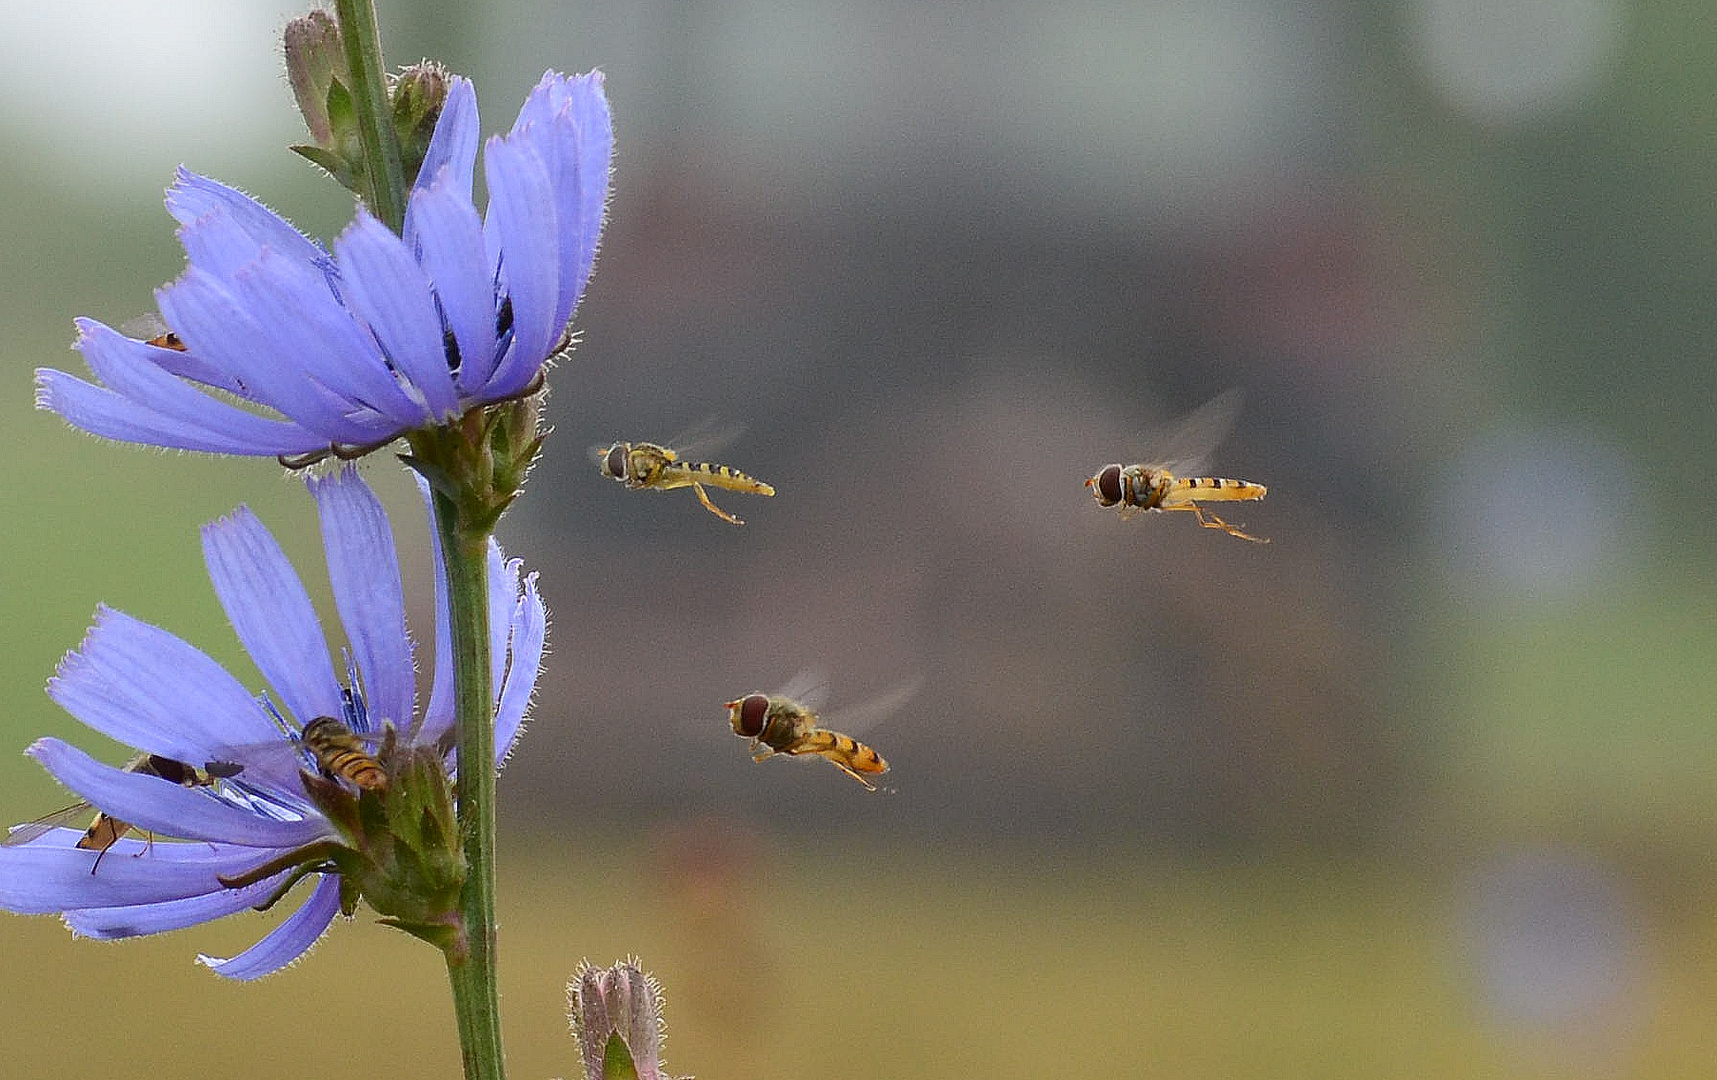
[290,144,357,186]
[602,1034,641,1080]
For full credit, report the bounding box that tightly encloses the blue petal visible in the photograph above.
[407,76,479,216]
[28,739,329,848]
[408,174,497,394]
[48,607,290,766]
[563,73,613,319]
[200,508,343,734]
[0,834,291,914]
[488,544,520,707]
[332,213,460,419]
[418,474,455,744]
[166,169,328,271]
[113,317,249,397]
[157,268,379,443]
[63,866,289,939]
[515,72,611,333]
[495,571,546,765]
[229,248,429,429]
[310,468,415,733]
[34,368,322,456]
[481,133,560,398]
[199,873,340,980]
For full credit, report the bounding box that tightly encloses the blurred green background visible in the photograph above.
[4,0,1717,1076]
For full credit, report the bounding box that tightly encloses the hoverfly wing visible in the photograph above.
[2,802,95,847]
[1136,389,1243,474]
[117,312,171,341]
[818,681,919,738]
[663,417,746,462]
[774,669,833,714]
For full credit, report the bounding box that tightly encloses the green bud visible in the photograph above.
[394,61,450,191]
[402,379,548,540]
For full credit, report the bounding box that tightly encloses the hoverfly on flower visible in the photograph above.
[3,754,244,873]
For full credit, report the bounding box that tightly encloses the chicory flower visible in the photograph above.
[36,71,612,462]
[0,468,546,978]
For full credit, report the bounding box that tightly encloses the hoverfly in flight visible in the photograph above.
[594,426,775,525]
[3,754,244,873]
[723,679,912,790]
[1086,389,1269,542]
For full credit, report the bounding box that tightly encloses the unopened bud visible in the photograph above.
[394,61,450,189]
[568,960,688,1080]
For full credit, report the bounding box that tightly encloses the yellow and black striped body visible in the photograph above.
[597,440,775,525]
[725,693,890,790]
[1087,464,1268,542]
[302,717,388,792]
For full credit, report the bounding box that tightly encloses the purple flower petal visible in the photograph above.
[481,133,560,397]
[27,739,329,848]
[33,368,322,456]
[310,468,415,733]
[419,475,455,744]
[332,213,460,419]
[229,248,429,429]
[202,507,344,731]
[0,834,288,914]
[495,571,546,764]
[408,174,498,393]
[166,168,328,270]
[513,71,612,333]
[48,607,285,765]
[199,873,341,980]
[156,268,377,443]
[64,867,289,940]
[408,76,479,214]
[488,544,520,707]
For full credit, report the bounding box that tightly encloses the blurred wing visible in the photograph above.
[775,669,832,713]
[1136,389,1242,474]
[819,681,920,737]
[3,802,94,847]
[117,311,171,341]
[665,417,746,461]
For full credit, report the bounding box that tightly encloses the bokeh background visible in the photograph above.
[4,1,1716,1076]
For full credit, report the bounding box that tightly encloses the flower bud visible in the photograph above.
[394,61,450,190]
[568,960,688,1080]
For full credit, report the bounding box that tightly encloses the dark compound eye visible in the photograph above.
[736,694,770,738]
[604,444,628,479]
[203,760,245,779]
[146,756,192,785]
[1094,465,1123,506]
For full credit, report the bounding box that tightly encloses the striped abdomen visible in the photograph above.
[664,460,775,496]
[1161,476,1266,505]
[302,717,388,792]
[797,728,889,775]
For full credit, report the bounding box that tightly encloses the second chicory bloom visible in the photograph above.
[36,70,612,460]
[0,468,546,978]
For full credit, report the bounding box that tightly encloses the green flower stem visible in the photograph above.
[333,0,407,233]
[433,487,507,1080]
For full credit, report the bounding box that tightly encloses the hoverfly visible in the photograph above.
[299,715,391,792]
[119,312,186,352]
[3,754,244,873]
[594,431,776,526]
[1086,389,1269,542]
[723,680,912,790]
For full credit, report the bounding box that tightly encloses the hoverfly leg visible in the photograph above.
[1165,504,1268,544]
[828,760,879,791]
[690,483,745,525]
